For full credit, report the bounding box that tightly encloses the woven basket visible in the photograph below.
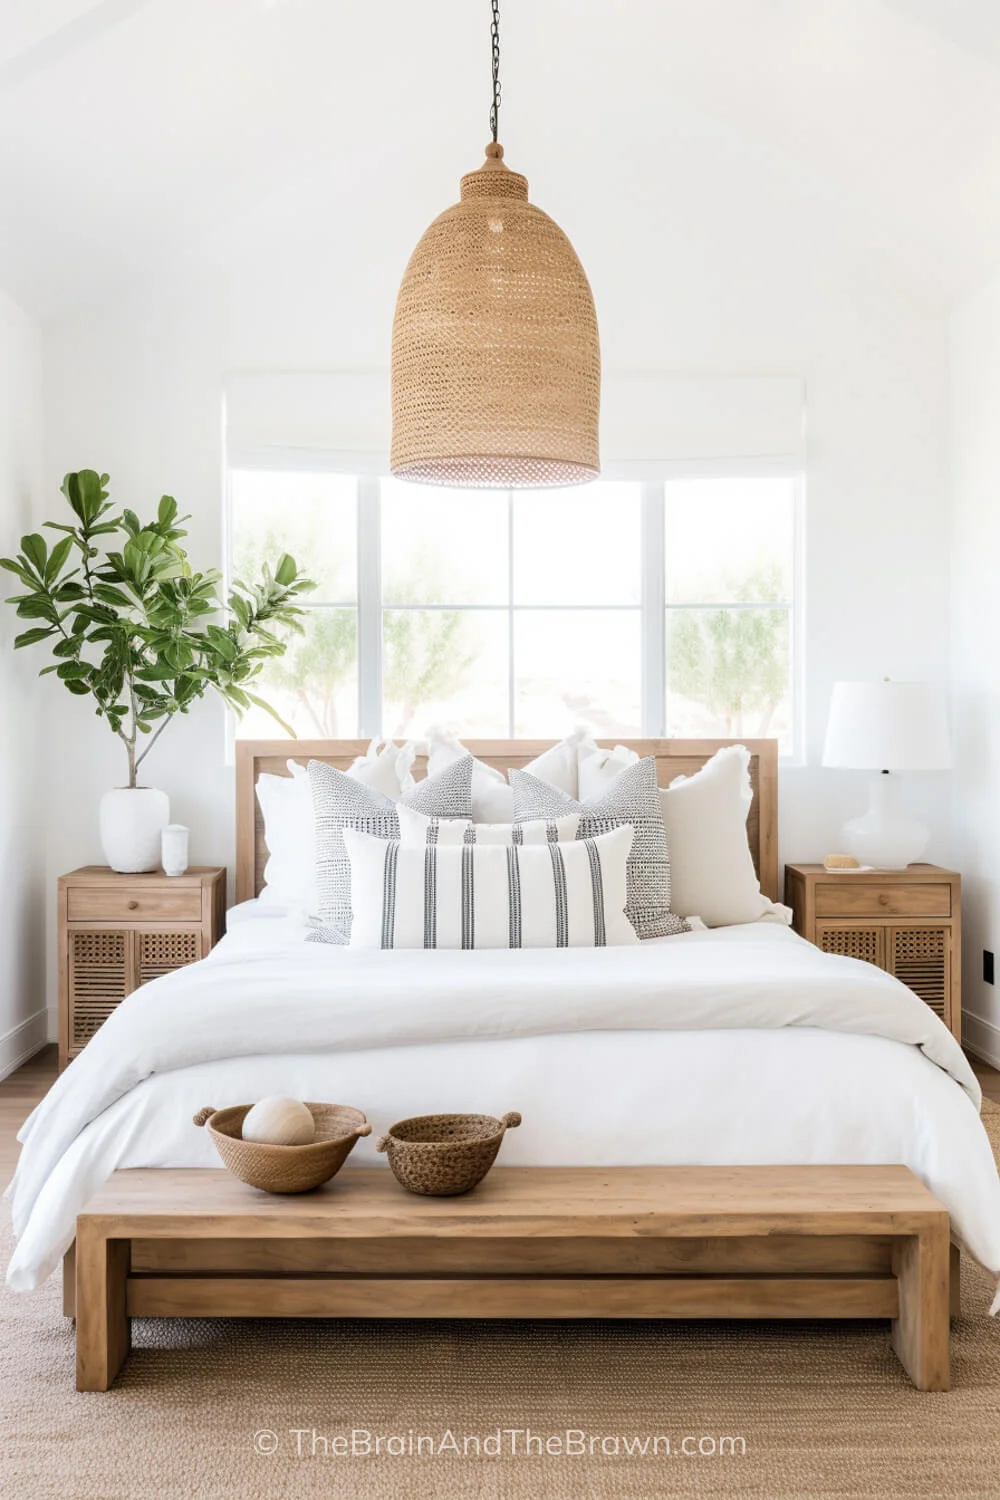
[194,1103,371,1194]
[376,1111,521,1196]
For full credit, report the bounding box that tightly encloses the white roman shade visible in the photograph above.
[225,372,804,476]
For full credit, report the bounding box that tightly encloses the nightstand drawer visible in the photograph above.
[66,886,203,924]
[813,883,951,919]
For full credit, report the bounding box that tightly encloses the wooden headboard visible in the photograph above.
[235,738,779,906]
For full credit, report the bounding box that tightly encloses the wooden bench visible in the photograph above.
[72,1164,952,1392]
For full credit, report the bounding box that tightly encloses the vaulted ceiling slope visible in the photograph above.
[1,0,999,322]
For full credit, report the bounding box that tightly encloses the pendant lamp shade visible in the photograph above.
[391,144,601,488]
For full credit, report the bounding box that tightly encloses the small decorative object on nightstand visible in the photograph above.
[785,863,961,1039]
[58,866,226,1068]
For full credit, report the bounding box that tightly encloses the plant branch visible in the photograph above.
[133,716,171,775]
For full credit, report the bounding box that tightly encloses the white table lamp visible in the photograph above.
[822,681,952,869]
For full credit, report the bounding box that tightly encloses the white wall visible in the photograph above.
[950,274,1000,1062]
[0,288,46,1074]
[38,116,955,1030]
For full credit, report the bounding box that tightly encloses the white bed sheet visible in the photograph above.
[7,906,1000,1303]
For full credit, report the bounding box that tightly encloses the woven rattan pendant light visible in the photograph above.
[390,0,600,487]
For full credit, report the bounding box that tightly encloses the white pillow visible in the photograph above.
[577,742,640,799]
[255,763,316,914]
[348,738,417,798]
[344,823,638,949]
[255,740,417,913]
[660,745,792,928]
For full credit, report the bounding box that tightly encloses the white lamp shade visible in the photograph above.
[822,681,952,771]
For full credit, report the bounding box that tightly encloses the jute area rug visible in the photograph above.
[3,1109,1000,1500]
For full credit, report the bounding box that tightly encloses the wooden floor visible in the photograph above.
[0,1045,58,1189]
[3,1044,1000,1194]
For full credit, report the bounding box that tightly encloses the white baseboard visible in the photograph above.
[0,1009,50,1082]
[963,1011,1000,1071]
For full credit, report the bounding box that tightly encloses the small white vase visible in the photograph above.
[99,787,170,873]
[161,824,190,877]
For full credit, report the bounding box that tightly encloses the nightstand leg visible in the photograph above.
[76,1222,130,1391]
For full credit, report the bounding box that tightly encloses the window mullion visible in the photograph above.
[357,475,382,738]
[640,481,666,736]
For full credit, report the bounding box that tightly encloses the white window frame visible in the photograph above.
[224,461,804,761]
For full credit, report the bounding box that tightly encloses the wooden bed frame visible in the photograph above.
[234,737,780,905]
[66,736,957,1391]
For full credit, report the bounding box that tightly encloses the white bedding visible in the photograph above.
[8,907,1000,1303]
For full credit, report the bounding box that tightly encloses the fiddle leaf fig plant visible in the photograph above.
[1,470,315,785]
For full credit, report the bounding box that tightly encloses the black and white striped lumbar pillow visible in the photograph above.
[396,804,580,847]
[343,824,638,950]
[307,756,474,943]
[509,756,688,939]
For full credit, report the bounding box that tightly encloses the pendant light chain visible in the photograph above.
[489,0,501,142]
[390,0,601,486]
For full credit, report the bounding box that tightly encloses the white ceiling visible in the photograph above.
[2,0,1000,322]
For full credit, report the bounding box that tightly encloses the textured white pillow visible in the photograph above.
[660,745,792,928]
[344,824,638,950]
[425,729,514,821]
[255,740,417,913]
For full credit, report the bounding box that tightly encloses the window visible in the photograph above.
[229,470,799,753]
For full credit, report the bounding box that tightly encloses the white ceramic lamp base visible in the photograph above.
[840,773,928,871]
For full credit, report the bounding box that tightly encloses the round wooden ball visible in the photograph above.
[241,1096,315,1146]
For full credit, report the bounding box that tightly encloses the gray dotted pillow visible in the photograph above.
[510,756,688,939]
[308,755,474,943]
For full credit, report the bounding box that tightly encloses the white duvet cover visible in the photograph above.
[8,909,1000,1304]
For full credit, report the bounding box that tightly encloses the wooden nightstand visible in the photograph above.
[784,863,961,1040]
[58,866,226,1068]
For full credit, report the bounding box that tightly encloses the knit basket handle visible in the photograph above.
[355,1123,372,1139]
[192,1106,215,1128]
[375,1135,389,1153]
[501,1111,522,1130]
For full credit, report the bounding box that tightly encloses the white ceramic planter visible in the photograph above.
[99,787,170,873]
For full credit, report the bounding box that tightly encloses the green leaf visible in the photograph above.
[205,625,238,662]
[158,495,178,527]
[61,470,108,526]
[0,558,39,588]
[51,636,81,658]
[274,553,297,588]
[14,626,55,648]
[246,692,296,737]
[44,535,75,583]
[92,583,135,609]
[56,662,92,681]
[20,533,48,575]
[64,679,92,696]
[15,595,60,624]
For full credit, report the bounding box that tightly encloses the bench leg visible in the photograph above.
[891,1223,950,1391]
[63,1242,76,1319]
[76,1223,130,1391]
